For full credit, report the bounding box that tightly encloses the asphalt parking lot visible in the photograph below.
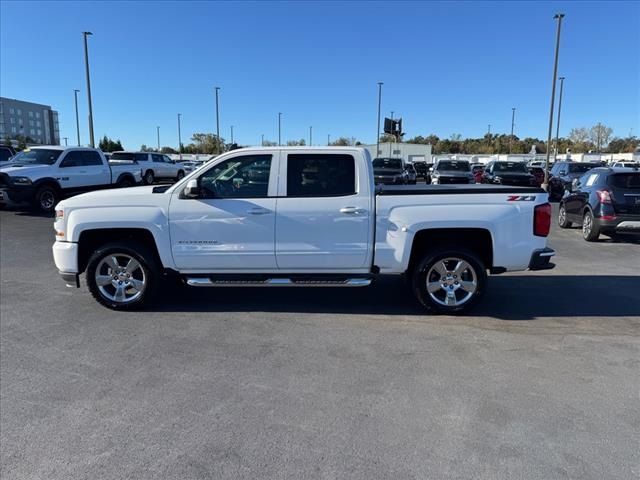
[1,205,638,480]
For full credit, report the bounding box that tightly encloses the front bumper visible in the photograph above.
[528,247,556,271]
[0,186,36,205]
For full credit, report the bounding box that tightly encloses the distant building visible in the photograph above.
[362,143,432,164]
[0,97,60,146]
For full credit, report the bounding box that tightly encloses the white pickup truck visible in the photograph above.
[52,147,555,314]
[110,151,186,184]
[0,146,142,212]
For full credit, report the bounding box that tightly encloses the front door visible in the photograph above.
[169,153,278,270]
[275,152,372,270]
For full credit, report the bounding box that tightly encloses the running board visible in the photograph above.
[185,277,372,287]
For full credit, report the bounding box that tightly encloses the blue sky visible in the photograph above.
[1,1,638,149]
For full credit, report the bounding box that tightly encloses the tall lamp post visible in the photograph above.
[261,134,264,146]
[230,125,234,144]
[327,134,331,146]
[376,82,383,158]
[309,126,312,146]
[554,76,566,158]
[156,126,160,151]
[278,112,282,146]
[73,89,81,146]
[177,113,182,161]
[82,32,95,147]
[63,137,68,146]
[543,13,565,191]
[509,108,516,154]
[214,87,221,154]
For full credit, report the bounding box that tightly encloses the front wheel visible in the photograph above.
[176,170,185,181]
[558,203,572,228]
[411,248,487,314]
[86,242,159,310]
[32,184,59,213]
[582,210,600,242]
[143,170,155,185]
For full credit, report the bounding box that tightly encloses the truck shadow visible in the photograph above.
[154,275,640,320]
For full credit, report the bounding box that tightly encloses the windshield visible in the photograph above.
[373,158,402,169]
[9,149,62,165]
[436,161,469,171]
[494,162,528,173]
[569,163,598,174]
[110,152,135,161]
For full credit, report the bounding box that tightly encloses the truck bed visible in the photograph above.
[377,184,544,195]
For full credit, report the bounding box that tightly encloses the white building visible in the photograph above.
[361,143,432,164]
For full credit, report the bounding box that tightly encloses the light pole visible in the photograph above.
[554,76,565,158]
[376,82,383,158]
[544,13,565,191]
[177,113,182,161]
[214,86,220,154]
[390,110,394,156]
[156,126,160,151]
[278,112,282,146]
[63,137,68,146]
[73,89,81,146]
[509,107,516,154]
[261,134,264,146]
[327,134,331,146]
[82,32,95,147]
[488,124,491,135]
[230,125,234,144]
[309,126,312,146]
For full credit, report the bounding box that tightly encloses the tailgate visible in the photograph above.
[609,172,640,214]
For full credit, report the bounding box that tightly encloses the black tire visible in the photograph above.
[558,203,572,228]
[143,170,155,185]
[582,210,600,242]
[86,242,159,310]
[117,176,135,188]
[411,247,487,314]
[175,170,185,181]
[32,184,59,213]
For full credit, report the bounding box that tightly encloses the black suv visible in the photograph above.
[482,160,537,186]
[548,161,601,201]
[0,145,16,163]
[558,167,640,241]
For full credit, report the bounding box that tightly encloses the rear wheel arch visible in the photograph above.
[116,173,135,187]
[77,228,163,274]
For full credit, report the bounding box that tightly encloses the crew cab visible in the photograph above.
[558,167,640,241]
[482,160,537,187]
[0,146,142,212]
[110,151,185,185]
[52,147,554,314]
[430,159,474,184]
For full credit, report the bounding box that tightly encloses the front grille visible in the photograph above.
[0,173,10,189]
[439,176,469,184]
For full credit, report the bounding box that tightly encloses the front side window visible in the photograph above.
[198,154,272,198]
[287,154,355,197]
[163,155,173,163]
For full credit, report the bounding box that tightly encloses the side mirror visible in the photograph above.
[571,179,580,192]
[183,179,200,198]
[559,170,567,176]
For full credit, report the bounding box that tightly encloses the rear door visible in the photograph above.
[275,151,372,270]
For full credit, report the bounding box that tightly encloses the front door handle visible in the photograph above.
[340,206,364,214]
[248,208,271,215]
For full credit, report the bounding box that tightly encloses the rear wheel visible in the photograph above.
[32,184,59,213]
[86,242,159,310]
[144,170,155,185]
[176,170,185,181]
[411,248,487,314]
[558,203,572,228]
[582,210,600,242]
[117,176,134,188]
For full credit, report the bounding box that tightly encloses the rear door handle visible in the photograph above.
[248,208,271,215]
[340,206,364,214]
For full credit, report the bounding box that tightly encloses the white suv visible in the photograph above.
[110,152,185,184]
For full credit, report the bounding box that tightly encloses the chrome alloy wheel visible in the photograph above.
[583,213,592,237]
[426,257,478,307]
[94,254,146,304]
[40,191,56,210]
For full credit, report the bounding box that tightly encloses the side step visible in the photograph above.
[185,276,372,287]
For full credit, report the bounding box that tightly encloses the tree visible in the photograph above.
[15,135,27,151]
[160,146,177,154]
[378,134,395,143]
[140,144,156,152]
[262,140,277,147]
[589,123,613,151]
[330,137,352,146]
[286,139,306,146]
[98,136,123,152]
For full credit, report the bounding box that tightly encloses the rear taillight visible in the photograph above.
[597,190,612,204]
[534,203,551,237]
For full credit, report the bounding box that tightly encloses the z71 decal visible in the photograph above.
[507,195,537,201]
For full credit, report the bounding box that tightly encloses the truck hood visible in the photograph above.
[0,164,52,178]
[59,185,161,208]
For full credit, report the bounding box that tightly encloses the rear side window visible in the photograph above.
[608,173,640,189]
[82,151,103,166]
[135,153,150,162]
[287,154,355,197]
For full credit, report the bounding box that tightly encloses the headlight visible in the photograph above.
[493,176,503,183]
[11,176,32,185]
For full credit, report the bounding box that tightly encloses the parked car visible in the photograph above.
[548,161,601,201]
[482,160,537,186]
[611,161,639,169]
[0,146,142,212]
[430,159,474,184]
[558,167,640,241]
[412,160,428,180]
[471,163,485,183]
[110,151,185,184]
[528,166,545,187]
[372,157,416,185]
[0,145,16,163]
[52,147,554,313]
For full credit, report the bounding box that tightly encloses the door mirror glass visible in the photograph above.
[183,179,200,198]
